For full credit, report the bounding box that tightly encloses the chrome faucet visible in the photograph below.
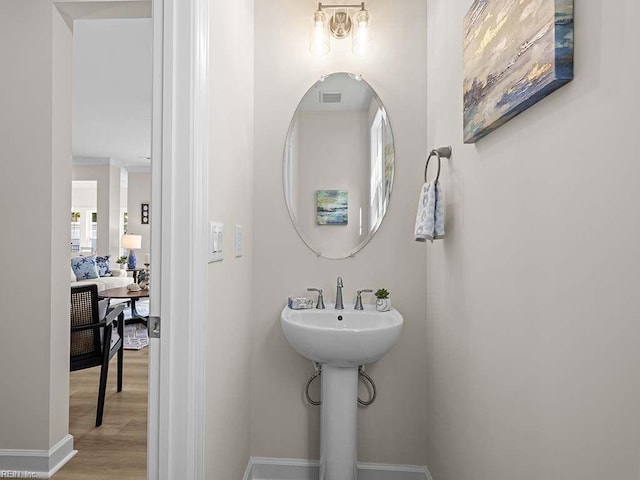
[307,288,325,309]
[335,277,344,310]
[354,289,373,310]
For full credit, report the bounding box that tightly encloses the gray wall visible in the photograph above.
[253,0,429,465]
[0,0,71,450]
[205,0,254,478]
[126,172,151,261]
[425,1,640,479]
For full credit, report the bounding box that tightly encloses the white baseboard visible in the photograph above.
[0,434,76,479]
[243,456,429,480]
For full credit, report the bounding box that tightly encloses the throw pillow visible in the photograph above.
[71,255,100,281]
[95,255,112,277]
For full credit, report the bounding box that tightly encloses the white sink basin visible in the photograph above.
[280,305,403,367]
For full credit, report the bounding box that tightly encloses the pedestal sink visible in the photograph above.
[280,305,403,480]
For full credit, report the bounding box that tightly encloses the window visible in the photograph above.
[71,212,81,253]
[90,212,98,253]
[369,108,385,231]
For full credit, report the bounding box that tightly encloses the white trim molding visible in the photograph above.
[243,457,430,480]
[147,0,209,478]
[0,434,76,479]
[426,464,434,480]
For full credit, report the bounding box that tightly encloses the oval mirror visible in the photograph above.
[283,73,395,259]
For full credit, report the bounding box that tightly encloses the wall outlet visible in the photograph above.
[208,221,223,263]
[235,225,243,258]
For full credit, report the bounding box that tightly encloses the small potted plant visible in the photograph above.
[116,256,128,270]
[138,268,150,290]
[375,288,391,312]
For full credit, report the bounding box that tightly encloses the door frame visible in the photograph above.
[148,0,209,478]
[52,1,208,477]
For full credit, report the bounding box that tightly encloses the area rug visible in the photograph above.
[123,323,149,350]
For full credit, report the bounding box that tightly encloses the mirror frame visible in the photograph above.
[282,72,395,259]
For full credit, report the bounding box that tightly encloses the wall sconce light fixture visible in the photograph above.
[309,2,373,56]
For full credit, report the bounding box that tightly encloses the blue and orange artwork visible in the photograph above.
[463,0,574,143]
[317,190,348,225]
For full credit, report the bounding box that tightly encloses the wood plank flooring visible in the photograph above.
[54,348,148,480]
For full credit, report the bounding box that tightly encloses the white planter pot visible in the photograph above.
[376,298,391,312]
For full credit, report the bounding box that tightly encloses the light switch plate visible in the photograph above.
[208,221,223,263]
[235,225,243,258]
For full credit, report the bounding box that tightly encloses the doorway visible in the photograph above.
[48,1,209,478]
[57,12,153,480]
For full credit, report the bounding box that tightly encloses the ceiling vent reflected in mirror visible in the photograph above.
[320,92,343,104]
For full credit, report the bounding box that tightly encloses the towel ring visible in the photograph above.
[424,151,442,183]
[424,146,452,183]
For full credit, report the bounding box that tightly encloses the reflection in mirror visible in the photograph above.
[284,73,394,259]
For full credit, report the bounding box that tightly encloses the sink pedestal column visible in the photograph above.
[320,365,358,480]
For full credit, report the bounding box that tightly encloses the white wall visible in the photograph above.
[50,2,74,449]
[107,164,121,259]
[72,180,98,208]
[253,0,428,465]
[73,18,152,163]
[126,172,150,261]
[205,0,254,478]
[0,0,71,451]
[425,1,640,479]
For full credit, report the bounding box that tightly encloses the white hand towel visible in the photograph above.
[434,180,445,239]
[414,182,436,242]
[414,181,445,242]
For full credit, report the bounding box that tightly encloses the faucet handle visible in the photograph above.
[354,289,373,310]
[307,288,325,309]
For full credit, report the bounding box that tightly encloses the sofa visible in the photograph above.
[70,255,133,292]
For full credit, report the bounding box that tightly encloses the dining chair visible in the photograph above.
[70,284,125,427]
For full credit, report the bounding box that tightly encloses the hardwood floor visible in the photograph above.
[54,348,148,480]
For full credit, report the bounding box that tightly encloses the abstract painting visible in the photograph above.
[317,190,348,225]
[463,0,574,143]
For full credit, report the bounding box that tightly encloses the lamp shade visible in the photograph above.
[309,9,330,56]
[121,234,142,250]
[352,8,373,56]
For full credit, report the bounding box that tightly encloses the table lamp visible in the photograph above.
[121,234,142,269]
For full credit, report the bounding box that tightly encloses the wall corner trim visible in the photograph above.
[243,456,430,480]
[242,457,253,480]
[0,434,76,479]
[425,464,435,480]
